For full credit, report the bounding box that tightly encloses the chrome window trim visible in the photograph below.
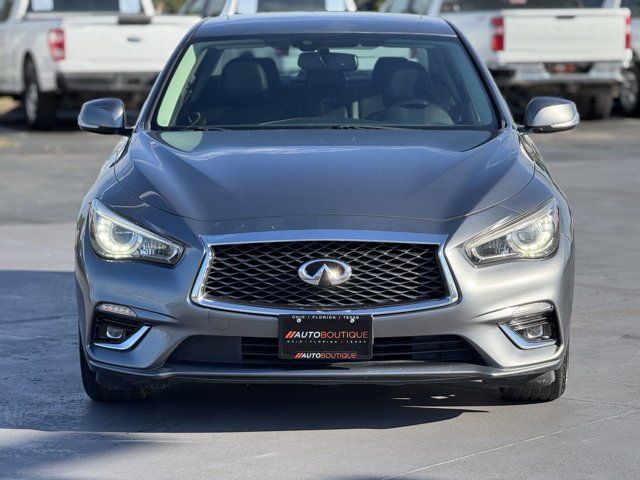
[189,230,459,316]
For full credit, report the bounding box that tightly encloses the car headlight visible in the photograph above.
[89,200,183,265]
[465,199,559,265]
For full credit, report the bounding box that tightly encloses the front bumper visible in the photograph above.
[76,198,574,386]
[88,357,564,386]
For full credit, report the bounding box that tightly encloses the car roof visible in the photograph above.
[195,12,456,39]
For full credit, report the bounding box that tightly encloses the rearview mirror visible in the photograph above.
[78,98,130,136]
[298,52,358,72]
[522,97,579,134]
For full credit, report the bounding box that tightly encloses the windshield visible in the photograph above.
[154,34,497,131]
[28,0,141,13]
[440,0,588,11]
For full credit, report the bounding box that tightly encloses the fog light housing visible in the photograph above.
[106,326,126,340]
[500,302,558,349]
[92,309,149,351]
[511,318,554,342]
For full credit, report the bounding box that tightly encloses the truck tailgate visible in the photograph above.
[501,9,628,63]
[59,16,198,73]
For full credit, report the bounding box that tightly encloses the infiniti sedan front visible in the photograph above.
[75,13,576,402]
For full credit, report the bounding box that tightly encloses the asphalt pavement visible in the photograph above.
[0,103,639,479]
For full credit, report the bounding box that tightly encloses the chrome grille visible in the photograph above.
[202,241,447,310]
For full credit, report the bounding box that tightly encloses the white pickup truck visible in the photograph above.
[0,0,198,128]
[597,0,640,116]
[380,0,633,119]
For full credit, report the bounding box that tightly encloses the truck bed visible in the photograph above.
[443,8,632,65]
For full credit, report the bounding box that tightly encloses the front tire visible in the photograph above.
[23,59,59,130]
[79,336,148,402]
[500,353,568,402]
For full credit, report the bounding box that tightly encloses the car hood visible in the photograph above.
[114,129,533,222]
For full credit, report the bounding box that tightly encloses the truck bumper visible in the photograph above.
[490,61,624,91]
[57,72,157,97]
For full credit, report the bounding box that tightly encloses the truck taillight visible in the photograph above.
[625,14,632,50]
[491,17,504,52]
[48,28,65,61]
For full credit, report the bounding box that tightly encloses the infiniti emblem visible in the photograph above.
[298,259,352,288]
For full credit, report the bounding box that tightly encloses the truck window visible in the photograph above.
[621,0,640,16]
[257,0,327,12]
[207,0,225,15]
[28,0,142,13]
[386,0,434,13]
[182,0,207,15]
[440,0,585,12]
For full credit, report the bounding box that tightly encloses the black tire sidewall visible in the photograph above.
[23,60,58,129]
[618,66,640,116]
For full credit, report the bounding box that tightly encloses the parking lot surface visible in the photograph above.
[0,105,639,479]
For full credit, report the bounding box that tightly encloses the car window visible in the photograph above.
[257,0,326,12]
[440,0,585,11]
[154,34,498,131]
[28,0,142,13]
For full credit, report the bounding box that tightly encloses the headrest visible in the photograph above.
[255,58,281,90]
[382,62,430,107]
[372,57,412,91]
[219,58,269,104]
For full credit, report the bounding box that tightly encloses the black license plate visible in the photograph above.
[279,314,373,361]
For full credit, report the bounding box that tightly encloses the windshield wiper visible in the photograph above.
[160,126,232,132]
[330,124,407,131]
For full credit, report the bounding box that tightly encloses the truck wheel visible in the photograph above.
[618,67,640,117]
[500,353,568,402]
[79,336,148,402]
[578,93,614,120]
[23,60,59,130]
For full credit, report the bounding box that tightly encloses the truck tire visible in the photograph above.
[23,59,59,130]
[79,336,148,402]
[578,93,614,120]
[500,353,568,402]
[618,66,640,117]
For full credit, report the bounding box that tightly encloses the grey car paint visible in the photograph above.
[114,129,533,222]
[75,13,574,386]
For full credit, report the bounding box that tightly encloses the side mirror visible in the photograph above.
[521,97,579,134]
[78,98,131,136]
